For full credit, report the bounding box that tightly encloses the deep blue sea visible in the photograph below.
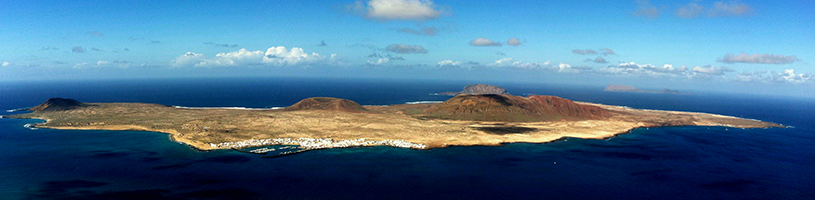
[1,77,813,199]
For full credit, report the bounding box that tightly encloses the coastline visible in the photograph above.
[4,100,784,155]
[16,114,780,153]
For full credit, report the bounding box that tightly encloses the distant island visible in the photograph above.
[604,85,690,95]
[5,87,781,157]
[433,84,510,96]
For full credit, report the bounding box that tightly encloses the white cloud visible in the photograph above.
[172,47,331,67]
[385,44,428,54]
[507,38,521,46]
[72,62,89,69]
[556,63,579,74]
[97,60,133,68]
[351,0,444,21]
[492,58,514,65]
[708,1,752,17]
[97,60,111,66]
[469,37,501,46]
[437,60,461,67]
[777,69,813,84]
[633,0,660,19]
[489,58,548,70]
[601,62,689,76]
[367,58,390,65]
[736,69,814,84]
[718,52,799,64]
[172,52,207,67]
[2,62,9,67]
[691,65,732,75]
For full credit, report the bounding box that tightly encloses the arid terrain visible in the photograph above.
[6,95,783,151]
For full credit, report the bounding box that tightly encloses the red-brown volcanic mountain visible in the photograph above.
[282,97,371,113]
[29,98,86,112]
[421,94,610,122]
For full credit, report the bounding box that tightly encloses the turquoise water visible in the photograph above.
[1,77,813,199]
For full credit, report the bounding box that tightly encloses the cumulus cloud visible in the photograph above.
[585,56,608,63]
[397,26,437,36]
[2,62,9,67]
[676,2,704,18]
[348,0,444,21]
[367,58,390,65]
[554,63,578,74]
[572,49,598,55]
[708,1,752,17]
[600,62,739,80]
[507,38,521,46]
[72,46,85,53]
[172,46,333,67]
[385,44,428,54]
[94,60,132,68]
[600,62,689,76]
[437,60,461,67]
[691,65,733,75]
[633,0,660,19]
[73,62,89,68]
[435,60,484,69]
[488,58,550,70]
[736,69,814,84]
[718,53,799,64]
[470,37,501,46]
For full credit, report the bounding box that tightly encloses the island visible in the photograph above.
[605,84,690,95]
[5,92,782,156]
[433,84,511,96]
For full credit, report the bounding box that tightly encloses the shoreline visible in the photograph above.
[3,99,785,156]
[12,115,782,154]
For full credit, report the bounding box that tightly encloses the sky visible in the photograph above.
[1,0,814,97]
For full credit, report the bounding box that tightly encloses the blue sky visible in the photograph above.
[1,0,813,97]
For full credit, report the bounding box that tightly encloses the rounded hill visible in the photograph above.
[281,97,371,113]
[30,98,86,112]
[421,94,610,122]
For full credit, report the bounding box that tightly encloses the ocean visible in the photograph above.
[1,77,813,199]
